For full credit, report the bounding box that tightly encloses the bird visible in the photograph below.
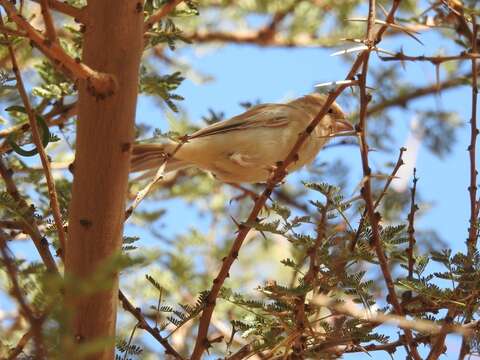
[130,93,353,183]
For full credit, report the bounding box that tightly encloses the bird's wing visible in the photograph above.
[188,104,296,140]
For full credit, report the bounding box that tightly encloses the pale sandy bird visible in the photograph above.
[130,93,353,183]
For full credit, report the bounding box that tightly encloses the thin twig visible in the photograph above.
[39,0,57,44]
[118,290,185,360]
[349,147,406,251]
[466,16,479,259]
[125,138,188,221]
[367,73,472,115]
[0,0,116,96]
[6,329,34,360]
[256,0,302,42]
[144,0,184,31]
[122,322,139,360]
[459,13,479,360]
[0,103,76,138]
[426,308,457,360]
[407,168,418,281]
[2,18,67,260]
[29,0,85,22]
[0,230,46,359]
[380,51,480,64]
[0,104,76,154]
[0,159,59,273]
[292,198,329,356]
[184,30,323,47]
[356,0,420,357]
[0,24,26,36]
[342,335,431,354]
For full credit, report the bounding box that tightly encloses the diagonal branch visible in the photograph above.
[0,0,116,97]
[0,230,46,359]
[39,0,57,44]
[367,74,471,115]
[407,168,418,281]
[1,16,67,260]
[144,0,184,32]
[349,147,406,251]
[118,290,184,360]
[292,197,329,356]
[0,159,59,273]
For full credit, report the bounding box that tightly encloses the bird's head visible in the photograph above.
[292,93,354,136]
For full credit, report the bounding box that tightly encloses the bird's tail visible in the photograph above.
[130,142,190,173]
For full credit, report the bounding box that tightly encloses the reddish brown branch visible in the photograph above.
[407,168,418,281]
[2,17,67,260]
[426,308,457,360]
[356,0,420,357]
[0,159,59,273]
[6,329,34,360]
[466,17,479,259]
[0,103,76,155]
[144,0,184,32]
[185,30,322,47]
[292,199,329,356]
[0,230,46,359]
[30,0,85,22]
[118,290,184,360]
[367,74,471,115]
[0,103,76,139]
[459,14,479,360]
[350,147,406,251]
[39,0,57,44]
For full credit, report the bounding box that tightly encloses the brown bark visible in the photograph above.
[65,1,143,359]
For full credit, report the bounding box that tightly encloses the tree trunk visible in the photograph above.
[65,1,143,359]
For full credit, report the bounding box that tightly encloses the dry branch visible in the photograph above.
[118,290,184,360]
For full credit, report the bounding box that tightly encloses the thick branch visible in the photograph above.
[64,1,144,358]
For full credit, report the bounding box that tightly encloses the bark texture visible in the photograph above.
[65,1,143,358]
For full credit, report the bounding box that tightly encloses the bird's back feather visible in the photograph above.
[130,142,190,173]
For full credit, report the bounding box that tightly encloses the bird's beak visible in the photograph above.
[332,117,354,134]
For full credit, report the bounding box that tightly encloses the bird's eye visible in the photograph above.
[327,108,334,114]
